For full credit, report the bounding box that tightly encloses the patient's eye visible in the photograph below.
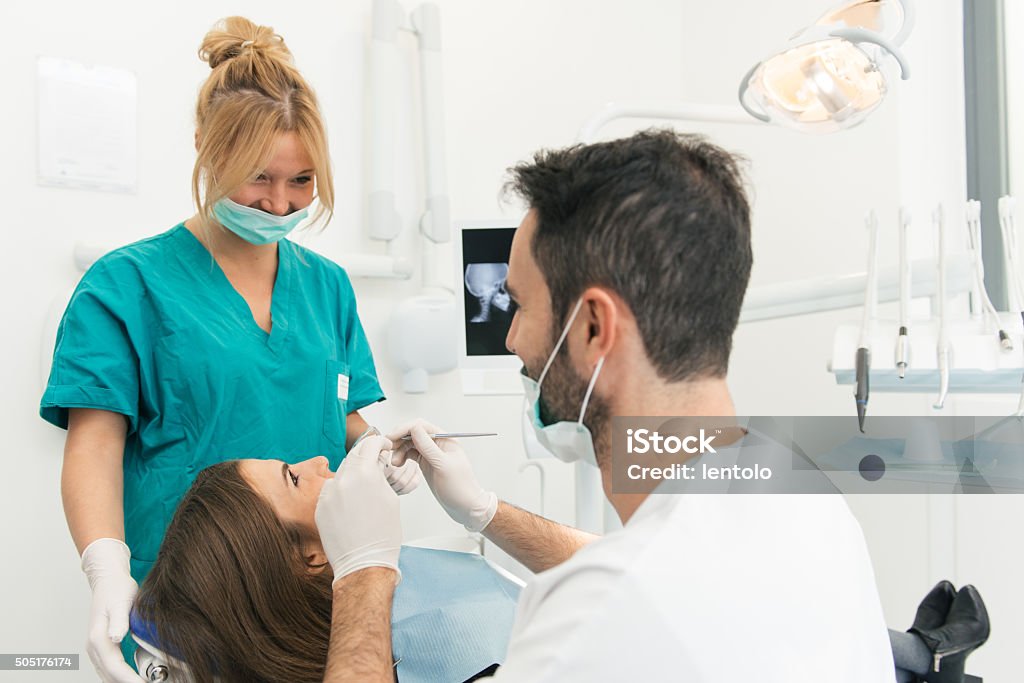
[288,469,299,487]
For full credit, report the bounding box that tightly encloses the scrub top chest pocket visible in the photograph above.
[324,359,350,449]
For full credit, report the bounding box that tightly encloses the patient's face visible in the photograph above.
[240,456,332,535]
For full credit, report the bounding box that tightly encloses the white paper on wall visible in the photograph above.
[36,56,138,193]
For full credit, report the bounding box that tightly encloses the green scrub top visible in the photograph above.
[41,223,385,583]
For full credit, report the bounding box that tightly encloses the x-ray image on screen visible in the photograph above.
[462,227,516,356]
[465,263,510,323]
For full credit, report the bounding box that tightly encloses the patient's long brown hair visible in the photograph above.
[135,461,333,683]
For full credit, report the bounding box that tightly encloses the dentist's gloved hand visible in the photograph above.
[81,538,146,683]
[383,456,422,496]
[387,419,498,533]
[316,434,402,585]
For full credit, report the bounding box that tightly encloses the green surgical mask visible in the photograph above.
[213,197,308,245]
[521,298,605,467]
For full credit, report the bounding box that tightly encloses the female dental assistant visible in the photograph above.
[38,17,402,682]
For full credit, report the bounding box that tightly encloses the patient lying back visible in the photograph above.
[134,458,519,683]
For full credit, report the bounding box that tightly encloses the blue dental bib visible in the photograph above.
[393,546,521,682]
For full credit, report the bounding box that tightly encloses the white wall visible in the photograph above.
[1,0,1018,681]
[1009,0,1024,204]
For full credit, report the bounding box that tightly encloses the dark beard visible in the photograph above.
[526,343,611,463]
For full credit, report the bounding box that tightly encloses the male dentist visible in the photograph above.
[314,130,896,682]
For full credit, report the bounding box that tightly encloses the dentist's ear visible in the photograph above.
[579,287,619,363]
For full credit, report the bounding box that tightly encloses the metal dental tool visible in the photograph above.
[896,208,912,379]
[399,432,498,441]
[934,205,951,410]
[352,425,383,449]
[856,210,879,432]
[350,426,397,474]
[356,427,498,445]
[965,200,1012,351]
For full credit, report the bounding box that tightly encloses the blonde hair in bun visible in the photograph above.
[192,16,334,240]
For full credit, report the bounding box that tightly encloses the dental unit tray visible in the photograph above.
[831,315,1024,393]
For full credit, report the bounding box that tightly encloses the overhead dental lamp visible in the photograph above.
[739,0,914,133]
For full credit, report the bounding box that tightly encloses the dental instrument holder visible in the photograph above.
[832,315,1024,394]
[831,247,1024,395]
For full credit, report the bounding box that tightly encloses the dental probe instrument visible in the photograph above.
[856,210,879,432]
[934,205,951,410]
[400,432,498,441]
[352,425,383,449]
[896,208,911,378]
[998,196,1024,416]
[350,426,399,474]
[965,200,1012,350]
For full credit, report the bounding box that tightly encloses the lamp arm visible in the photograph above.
[737,62,771,123]
[892,0,915,47]
[829,27,911,80]
[577,102,760,144]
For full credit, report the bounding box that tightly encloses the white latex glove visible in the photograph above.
[316,434,402,584]
[387,419,498,533]
[383,454,422,496]
[80,538,146,683]
[353,426,423,496]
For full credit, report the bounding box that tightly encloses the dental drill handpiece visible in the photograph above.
[896,208,911,379]
[855,348,870,433]
[857,210,879,432]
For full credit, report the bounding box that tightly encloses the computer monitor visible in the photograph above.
[455,219,524,395]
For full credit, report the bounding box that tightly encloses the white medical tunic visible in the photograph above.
[491,493,895,682]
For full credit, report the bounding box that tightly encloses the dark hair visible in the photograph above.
[505,129,752,382]
[135,461,333,683]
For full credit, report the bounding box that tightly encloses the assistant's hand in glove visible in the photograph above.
[81,538,146,683]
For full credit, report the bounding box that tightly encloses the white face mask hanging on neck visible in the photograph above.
[520,298,605,467]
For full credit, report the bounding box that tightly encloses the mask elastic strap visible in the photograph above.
[578,356,605,424]
[537,298,585,388]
